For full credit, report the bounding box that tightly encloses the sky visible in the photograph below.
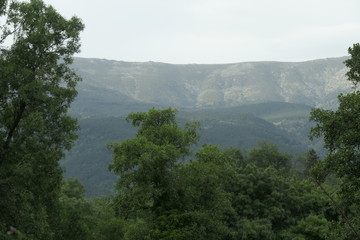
[44,0,360,64]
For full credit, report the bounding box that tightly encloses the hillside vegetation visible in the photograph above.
[64,101,319,197]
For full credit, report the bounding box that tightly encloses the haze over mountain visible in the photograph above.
[72,56,351,116]
[64,56,351,196]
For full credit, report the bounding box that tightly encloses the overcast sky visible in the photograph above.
[44,0,360,64]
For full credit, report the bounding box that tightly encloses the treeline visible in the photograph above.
[45,108,334,240]
[46,99,360,240]
[1,102,343,239]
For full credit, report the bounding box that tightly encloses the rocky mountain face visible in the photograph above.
[72,56,351,110]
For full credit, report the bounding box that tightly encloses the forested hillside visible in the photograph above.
[63,102,317,197]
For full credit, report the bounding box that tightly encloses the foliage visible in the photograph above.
[55,179,93,240]
[62,177,86,199]
[344,43,360,87]
[247,141,292,170]
[232,164,331,240]
[0,0,84,238]
[63,103,312,197]
[0,0,348,239]
[109,108,199,225]
[107,108,332,239]
[280,214,330,240]
[159,145,238,239]
[309,43,360,238]
[54,179,127,240]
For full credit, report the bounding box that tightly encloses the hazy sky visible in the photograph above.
[44,0,360,64]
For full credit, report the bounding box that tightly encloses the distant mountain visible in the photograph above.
[63,57,350,197]
[71,57,351,114]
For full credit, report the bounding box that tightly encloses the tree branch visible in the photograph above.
[0,100,26,166]
[312,176,360,238]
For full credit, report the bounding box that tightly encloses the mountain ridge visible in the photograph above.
[72,56,351,112]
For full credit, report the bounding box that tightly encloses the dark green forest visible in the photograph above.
[1,0,360,239]
[63,102,315,197]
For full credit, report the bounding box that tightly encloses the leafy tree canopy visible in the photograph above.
[247,141,292,170]
[109,108,199,221]
[109,108,331,240]
[310,43,360,238]
[0,0,84,239]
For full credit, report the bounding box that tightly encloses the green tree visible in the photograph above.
[109,108,199,237]
[109,108,332,239]
[247,141,292,170]
[89,196,126,240]
[310,43,360,239]
[0,0,84,239]
[280,214,330,240]
[176,145,330,240]
[153,145,240,240]
[344,43,360,87]
[232,165,331,240]
[55,178,92,240]
[57,181,126,240]
[61,177,86,199]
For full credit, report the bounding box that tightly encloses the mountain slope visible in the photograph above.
[72,57,351,110]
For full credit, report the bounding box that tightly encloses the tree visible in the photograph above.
[55,178,92,240]
[61,177,86,199]
[0,0,84,239]
[247,141,292,170]
[310,43,360,238]
[55,180,127,240]
[232,164,331,240]
[344,43,360,87]
[153,145,240,240]
[109,112,332,240]
[109,108,199,237]
[89,196,126,240]
[177,145,331,240]
[153,160,235,240]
